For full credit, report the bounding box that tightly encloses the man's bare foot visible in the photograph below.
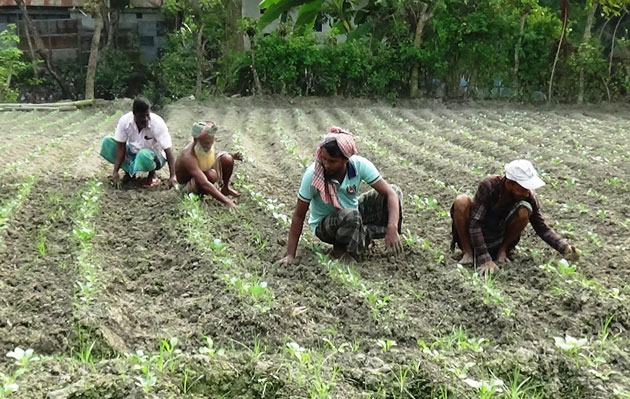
[221,185,241,197]
[459,252,474,265]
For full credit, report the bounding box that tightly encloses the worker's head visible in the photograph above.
[319,139,348,178]
[132,97,151,131]
[504,159,545,199]
[192,121,216,151]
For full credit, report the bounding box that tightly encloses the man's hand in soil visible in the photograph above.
[479,260,499,275]
[226,200,238,212]
[231,152,243,161]
[385,227,402,256]
[564,245,581,262]
[109,172,122,189]
[168,175,178,189]
[277,254,299,265]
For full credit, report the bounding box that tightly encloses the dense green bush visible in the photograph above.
[226,32,414,98]
[94,49,137,99]
[155,33,197,99]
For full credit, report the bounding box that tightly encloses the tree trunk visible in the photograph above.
[577,1,597,105]
[548,8,568,104]
[21,17,38,79]
[513,12,527,93]
[15,0,73,99]
[104,9,121,52]
[409,3,431,98]
[85,9,104,100]
[227,0,244,52]
[609,11,626,77]
[195,23,206,100]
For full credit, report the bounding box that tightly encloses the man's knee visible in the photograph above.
[339,208,361,226]
[515,205,531,222]
[453,194,471,214]
[99,136,118,162]
[220,153,234,167]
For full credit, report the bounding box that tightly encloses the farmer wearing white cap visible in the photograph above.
[174,121,242,211]
[450,159,580,274]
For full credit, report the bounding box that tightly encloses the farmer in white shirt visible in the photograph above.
[99,97,177,188]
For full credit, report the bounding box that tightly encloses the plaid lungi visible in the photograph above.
[450,199,532,259]
[315,185,403,256]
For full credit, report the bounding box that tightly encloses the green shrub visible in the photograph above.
[95,49,136,99]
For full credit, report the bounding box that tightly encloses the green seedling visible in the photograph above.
[556,259,576,277]
[564,178,577,188]
[505,368,543,399]
[597,209,608,219]
[251,232,269,251]
[2,347,39,398]
[199,336,225,357]
[6,347,39,369]
[363,289,390,320]
[126,350,157,393]
[286,341,310,366]
[586,232,603,247]
[605,177,621,187]
[449,361,476,379]
[401,229,423,248]
[209,238,228,256]
[554,335,588,355]
[463,378,504,398]
[598,314,615,344]
[157,337,180,372]
[376,339,396,352]
[576,203,589,214]
[36,230,47,256]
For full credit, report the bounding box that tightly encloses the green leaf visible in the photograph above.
[295,0,325,31]
[258,0,312,29]
[347,21,371,41]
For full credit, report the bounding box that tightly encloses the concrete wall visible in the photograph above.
[0,5,165,63]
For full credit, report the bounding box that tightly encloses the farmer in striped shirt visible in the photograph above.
[278,127,403,264]
[451,159,580,274]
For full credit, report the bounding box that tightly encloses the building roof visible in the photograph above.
[0,0,162,7]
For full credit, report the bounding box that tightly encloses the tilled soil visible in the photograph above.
[1,98,629,398]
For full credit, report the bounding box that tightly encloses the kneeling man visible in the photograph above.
[451,159,580,273]
[278,127,403,264]
[174,121,242,211]
[100,97,176,188]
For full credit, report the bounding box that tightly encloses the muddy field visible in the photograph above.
[0,97,629,398]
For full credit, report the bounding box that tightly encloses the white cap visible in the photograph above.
[504,159,546,190]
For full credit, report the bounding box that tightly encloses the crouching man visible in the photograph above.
[451,159,580,274]
[174,121,242,211]
[100,97,177,188]
[278,127,403,264]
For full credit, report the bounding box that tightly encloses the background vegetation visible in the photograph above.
[2,0,630,104]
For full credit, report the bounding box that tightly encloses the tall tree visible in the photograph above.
[84,0,105,100]
[577,0,598,104]
[405,0,437,97]
[548,0,569,104]
[14,0,73,99]
[163,0,226,99]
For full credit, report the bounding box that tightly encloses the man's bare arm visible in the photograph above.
[278,199,309,264]
[112,140,126,179]
[164,147,177,187]
[371,178,402,254]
